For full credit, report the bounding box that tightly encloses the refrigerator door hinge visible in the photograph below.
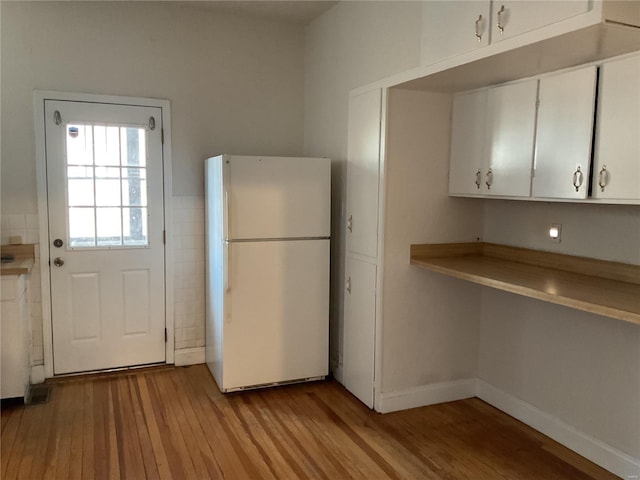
[164,328,167,343]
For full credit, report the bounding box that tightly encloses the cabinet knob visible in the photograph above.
[572,166,584,192]
[475,15,483,42]
[598,165,609,192]
[485,168,493,190]
[497,5,506,34]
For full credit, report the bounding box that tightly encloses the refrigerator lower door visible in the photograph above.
[222,239,329,391]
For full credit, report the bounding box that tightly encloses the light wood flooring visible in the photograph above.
[1,364,618,479]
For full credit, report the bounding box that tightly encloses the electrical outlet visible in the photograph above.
[549,223,562,243]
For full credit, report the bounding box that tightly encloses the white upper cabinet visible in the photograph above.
[491,1,589,43]
[449,89,488,195]
[592,54,640,200]
[484,80,538,197]
[422,1,491,66]
[532,66,597,199]
[449,80,537,197]
[346,89,382,259]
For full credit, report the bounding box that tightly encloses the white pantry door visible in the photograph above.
[44,100,166,375]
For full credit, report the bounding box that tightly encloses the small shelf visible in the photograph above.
[410,243,640,325]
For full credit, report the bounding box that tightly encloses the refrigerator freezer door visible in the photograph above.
[226,156,331,240]
[222,239,329,391]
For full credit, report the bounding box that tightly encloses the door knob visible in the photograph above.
[53,257,65,267]
[53,238,63,248]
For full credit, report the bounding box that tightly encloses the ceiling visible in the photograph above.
[180,1,338,25]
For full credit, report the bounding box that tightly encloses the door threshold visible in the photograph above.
[48,363,173,383]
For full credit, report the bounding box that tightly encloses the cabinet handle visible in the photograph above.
[598,165,609,192]
[475,169,482,189]
[497,5,505,34]
[346,276,351,294]
[347,214,353,233]
[475,14,483,42]
[572,166,584,192]
[485,168,493,190]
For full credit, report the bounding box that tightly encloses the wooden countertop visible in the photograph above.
[1,244,35,276]
[410,243,640,325]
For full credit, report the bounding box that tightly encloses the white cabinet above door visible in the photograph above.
[532,66,597,199]
[422,1,491,66]
[449,89,488,195]
[593,54,640,200]
[346,89,382,259]
[491,1,589,43]
[483,79,538,197]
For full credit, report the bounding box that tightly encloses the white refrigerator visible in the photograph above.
[205,154,331,392]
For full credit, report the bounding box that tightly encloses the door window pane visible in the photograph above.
[122,168,147,206]
[121,128,146,167]
[95,178,121,207]
[123,207,148,246]
[66,125,93,166]
[96,208,123,246]
[69,208,96,247]
[94,126,121,166]
[65,123,150,248]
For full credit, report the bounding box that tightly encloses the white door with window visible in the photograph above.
[44,100,166,375]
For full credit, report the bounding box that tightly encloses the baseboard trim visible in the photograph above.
[377,378,477,413]
[174,347,205,366]
[476,380,640,479]
[30,365,45,384]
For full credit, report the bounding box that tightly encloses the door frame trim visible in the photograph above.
[34,90,174,378]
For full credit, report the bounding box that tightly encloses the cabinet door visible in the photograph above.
[422,1,491,66]
[484,79,538,197]
[449,89,488,195]
[533,66,597,199]
[593,55,640,200]
[346,89,381,259]
[491,1,589,43]
[343,256,377,409]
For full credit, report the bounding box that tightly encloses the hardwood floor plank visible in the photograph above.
[81,382,95,479]
[1,364,621,480]
[127,376,160,480]
[182,365,268,479]
[134,373,172,480]
[0,406,23,478]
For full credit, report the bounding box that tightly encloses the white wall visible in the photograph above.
[1,1,305,361]
[1,1,305,214]
[479,199,640,459]
[382,88,483,392]
[304,1,422,369]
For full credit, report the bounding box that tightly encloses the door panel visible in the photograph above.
[491,1,589,42]
[45,100,166,374]
[224,239,329,390]
[422,1,491,66]
[593,55,640,200]
[533,66,597,199]
[343,256,377,409]
[227,156,331,240]
[484,79,538,197]
[449,89,488,195]
[346,90,381,259]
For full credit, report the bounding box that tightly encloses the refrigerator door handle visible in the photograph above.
[223,191,229,242]
[223,241,230,294]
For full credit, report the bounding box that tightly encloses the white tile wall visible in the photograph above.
[0,214,43,366]
[172,195,206,350]
[2,198,206,368]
